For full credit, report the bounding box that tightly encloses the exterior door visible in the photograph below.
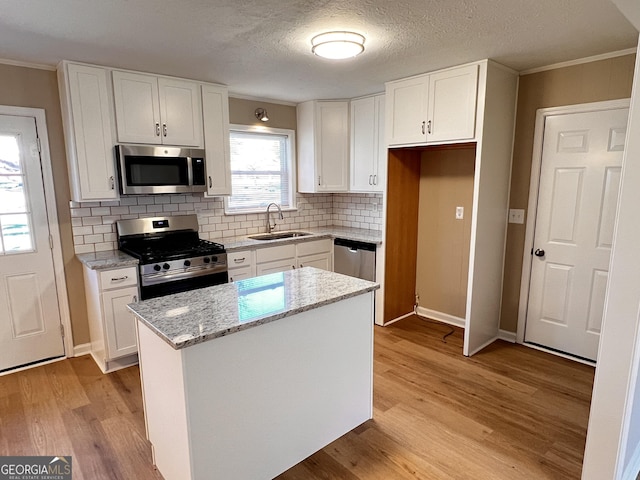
[524,107,628,361]
[0,114,64,371]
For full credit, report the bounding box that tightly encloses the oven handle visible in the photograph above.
[141,265,228,286]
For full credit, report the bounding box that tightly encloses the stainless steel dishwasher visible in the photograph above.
[333,238,376,281]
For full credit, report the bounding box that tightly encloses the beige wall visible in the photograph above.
[500,53,636,332]
[0,63,89,345]
[228,97,296,130]
[416,146,475,319]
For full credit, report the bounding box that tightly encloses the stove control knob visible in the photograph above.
[211,256,217,263]
[162,263,170,270]
[153,264,162,272]
[183,260,191,267]
[203,257,211,264]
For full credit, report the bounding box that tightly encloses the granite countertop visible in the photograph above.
[77,250,138,270]
[224,225,382,252]
[128,267,379,350]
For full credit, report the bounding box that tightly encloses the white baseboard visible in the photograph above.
[621,442,640,480]
[498,329,517,343]
[382,311,414,326]
[416,307,465,328]
[73,342,91,357]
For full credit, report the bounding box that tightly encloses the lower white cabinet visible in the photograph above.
[83,265,140,373]
[228,250,256,282]
[297,239,332,271]
[256,244,296,276]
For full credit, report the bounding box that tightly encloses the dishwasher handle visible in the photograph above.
[333,238,376,252]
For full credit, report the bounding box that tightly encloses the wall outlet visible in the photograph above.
[509,209,525,224]
[455,206,464,220]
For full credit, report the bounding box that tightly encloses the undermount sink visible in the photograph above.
[248,231,312,241]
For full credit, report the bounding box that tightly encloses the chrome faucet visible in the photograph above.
[266,203,283,233]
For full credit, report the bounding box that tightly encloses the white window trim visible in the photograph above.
[224,124,297,215]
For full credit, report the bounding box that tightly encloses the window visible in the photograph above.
[225,125,296,214]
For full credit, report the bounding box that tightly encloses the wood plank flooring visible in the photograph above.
[0,316,594,479]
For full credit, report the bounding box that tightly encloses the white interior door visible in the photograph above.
[524,107,628,361]
[0,114,64,371]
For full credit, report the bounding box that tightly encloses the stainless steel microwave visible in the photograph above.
[115,144,207,195]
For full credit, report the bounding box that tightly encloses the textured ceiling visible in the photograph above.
[0,0,637,102]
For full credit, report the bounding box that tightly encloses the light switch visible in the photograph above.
[455,206,464,220]
[509,209,525,224]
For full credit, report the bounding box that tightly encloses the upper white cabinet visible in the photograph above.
[112,71,203,147]
[350,94,386,192]
[58,62,118,202]
[297,100,349,193]
[386,64,479,146]
[201,84,232,196]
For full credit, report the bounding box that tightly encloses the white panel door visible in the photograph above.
[317,102,349,192]
[112,71,161,144]
[0,115,64,371]
[102,286,138,359]
[158,78,203,147]
[525,107,629,361]
[350,96,376,191]
[385,76,429,145]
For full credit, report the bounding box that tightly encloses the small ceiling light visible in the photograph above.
[255,108,269,122]
[311,31,365,60]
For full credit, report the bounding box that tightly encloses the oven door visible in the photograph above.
[116,144,206,194]
[140,269,229,300]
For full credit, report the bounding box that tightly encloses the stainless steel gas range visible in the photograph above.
[116,215,228,300]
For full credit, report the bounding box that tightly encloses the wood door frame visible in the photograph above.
[0,105,74,357]
[516,99,631,348]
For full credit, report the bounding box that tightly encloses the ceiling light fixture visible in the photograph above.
[254,108,269,122]
[311,31,365,60]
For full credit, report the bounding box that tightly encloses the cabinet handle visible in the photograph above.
[230,277,234,282]
[373,175,378,185]
[300,264,304,268]
[318,176,321,186]
[208,176,212,188]
[421,121,425,135]
[133,295,138,302]
[111,276,128,282]
[155,122,160,136]
[292,265,296,269]
[162,123,167,137]
[233,258,245,263]
[109,176,115,190]
[368,175,373,185]
[427,120,432,134]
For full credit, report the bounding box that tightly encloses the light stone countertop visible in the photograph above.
[76,250,138,270]
[128,267,379,350]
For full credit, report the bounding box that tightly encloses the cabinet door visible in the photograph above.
[64,63,118,201]
[350,97,376,192]
[385,76,429,146]
[427,64,478,143]
[373,94,386,192]
[202,84,231,195]
[102,286,138,360]
[229,266,254,282]
[298,252,332,271]
[158,78,203,147]
[112,71,161,144]
[256,258,296,276]
[317,102,349,192]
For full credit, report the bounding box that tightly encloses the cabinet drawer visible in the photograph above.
[99,267,138,290]
[228,250,254,268]
[297,239,332,257]
[228,266,253,283]
[256,244,296,263]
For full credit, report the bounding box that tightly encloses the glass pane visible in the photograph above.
[0,175,27,213]
[0,135,21,174]
[1,214,32,252]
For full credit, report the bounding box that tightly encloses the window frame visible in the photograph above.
[224,124,297,215]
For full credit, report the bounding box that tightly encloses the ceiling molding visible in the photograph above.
[228,93,297,107]
[520,48,638,75]
[0,57,56,71]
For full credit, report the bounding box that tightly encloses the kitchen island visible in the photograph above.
[128,267,378,480]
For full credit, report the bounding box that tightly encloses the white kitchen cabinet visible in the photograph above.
[202,84,231,196]
[256,244,296,276]
[227,250,255,282]
[57,61,118,202]
[350,94,386,192]
[112,70,203,147]
[386,64,478,146]
[297,239,332,271]
[297,100,349,193]
[83,265,140,373]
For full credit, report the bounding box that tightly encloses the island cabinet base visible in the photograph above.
[136,292,374,480]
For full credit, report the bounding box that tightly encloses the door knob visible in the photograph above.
[534,249,545,257]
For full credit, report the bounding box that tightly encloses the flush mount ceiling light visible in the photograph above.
[311,31,365,60]
[254,108,269,122]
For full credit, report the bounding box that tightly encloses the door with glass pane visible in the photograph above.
[0,114,64,371]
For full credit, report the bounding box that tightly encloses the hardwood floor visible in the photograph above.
[0,316,594,479]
